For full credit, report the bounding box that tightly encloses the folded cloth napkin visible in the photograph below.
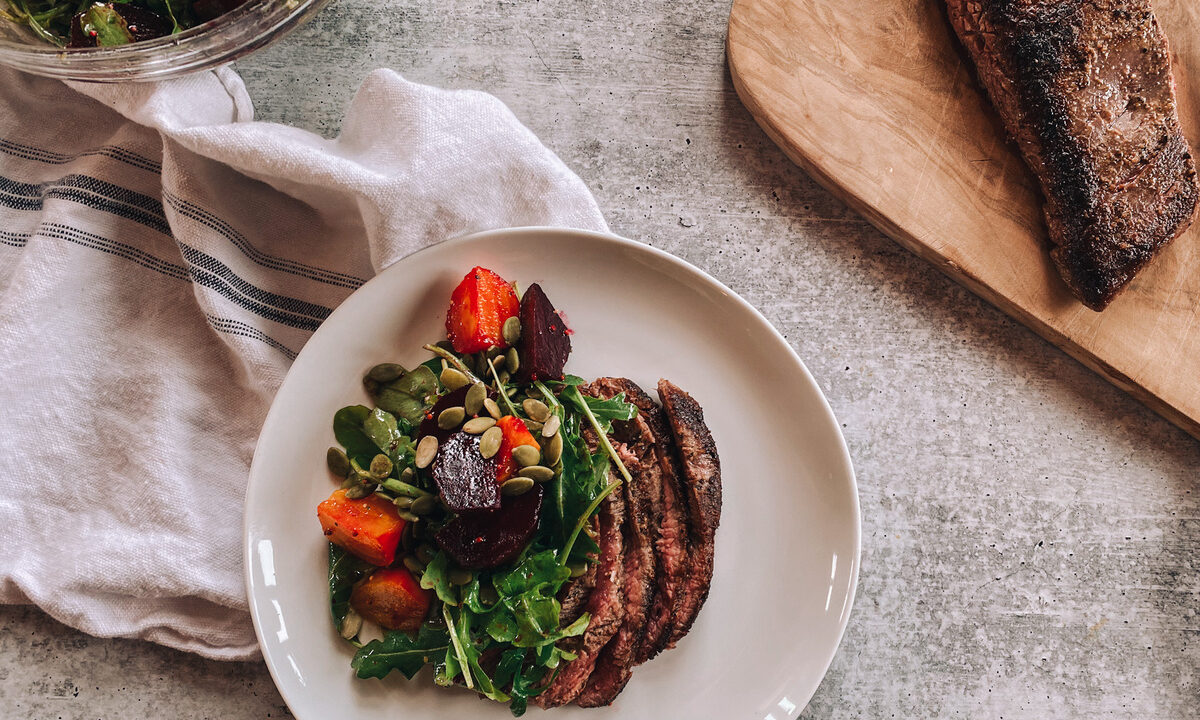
[0,66,607,660]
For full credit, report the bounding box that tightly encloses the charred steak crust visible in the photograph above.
[657,379,721,645]
[536,483,626,708]
[945,0,1199,310]
[558,519,600,626]
[586,377,689,663]
[575,423,659,707]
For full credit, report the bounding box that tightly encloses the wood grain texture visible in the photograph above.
[727,0,1200,439]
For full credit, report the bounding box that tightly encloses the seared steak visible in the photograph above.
[575,427,659,706]
[658,380,721,645]
[587,377,689,663]
[558,520,599,625]
[945,0,1199,310]
[535,479,625,708]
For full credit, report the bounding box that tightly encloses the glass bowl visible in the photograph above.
[0,0,329,81]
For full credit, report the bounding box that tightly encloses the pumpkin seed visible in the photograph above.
[501,477,535,496]
[541,414,561,438]
[522,399,551,423]
[369,453,393,479]
[393,496,414,510]
[567,561,588,578]
[512,444,541,468]
[438,406,466,430]
[502,316,522,345]
[410,494,438,516]
[524,419,543,433]
[498,370,511,385]
[483,398,502,419]
[519,465,555,483]
[416,544,436,564]
[397,509,420,523]
[345,483,375,499]
[463,416,496,435]
[505,347,519,374]
[368,362,405,383]
[340,608,363,639]
[543,432,563,466]
[327,447,350,477]
[403,555,426,573]
[480,426,503,458]
[340,475,359,490]
[449,568,473,586]
[464,382,487,415]
[400,467,416,483]
[440,367,470,391]
[415,435,438,468]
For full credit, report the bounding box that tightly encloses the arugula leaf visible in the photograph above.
[79,2,132,46]
[362,408,414,467]
[333,405,378,466]
[488,551,574,647]
[419,551,458,605]
[351,624,450,680]
[143,0,189,33]
[327,544,373,633]
[375,365,438,425]
[561,386,637,434]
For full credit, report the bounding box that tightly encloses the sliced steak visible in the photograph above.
[586,377,689,663]
[574,414,659,706]
[535,477,625,708]
[945,0,1199,310]
[558,519,599,625]
[658,379,721,645]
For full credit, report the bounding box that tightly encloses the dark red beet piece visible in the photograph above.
[430,432,500,512]
[434,485,544,569]
[514,283,571,382]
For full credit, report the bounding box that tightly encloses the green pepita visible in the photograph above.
[524,419,543,433]
[369,453,393,479]
[440,367,470,391]
[483,397,502,420]
[340,475,359,490]
[480,426,503,458]
[400,467,416,483]
[345,483,375,499]
[498,370,511,385]
[567,561,588,578]
[438,406,466,430]
[543,432,563,466]
[368,362,405,383]
[464,382,487,415]
[340,608,363,639]
[540,414,561,438]
[522,399,551,423]
[403,555,426,573]
[415,435,438,468]
[463,416,496,434]
[512,444,541,468]
[518,465,555,483]
[410,494,438,516]
[505,347,519,374]
[502,316,522,345]
[393,496,414,510]
[449,568,473,586]
[501,476,535,496]
[397,509,420,523]
[326,447,350,477]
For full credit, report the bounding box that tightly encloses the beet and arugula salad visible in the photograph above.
[316,266,722,714]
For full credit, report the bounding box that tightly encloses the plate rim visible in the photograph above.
[243,225,862,718]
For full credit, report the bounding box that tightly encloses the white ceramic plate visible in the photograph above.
[245,227,860,720]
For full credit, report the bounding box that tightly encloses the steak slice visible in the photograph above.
[658,379,721,645]
[575,415,659,706]
[587,377,689,663]
[558,519,599,625]
[534,478,625,708]
[945,0,1199,310]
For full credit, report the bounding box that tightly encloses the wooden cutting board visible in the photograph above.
[727,0,1200,440]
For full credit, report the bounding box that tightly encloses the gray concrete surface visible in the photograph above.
[3,0,1199,717]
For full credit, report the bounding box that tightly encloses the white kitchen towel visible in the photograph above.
[0,66,607,660]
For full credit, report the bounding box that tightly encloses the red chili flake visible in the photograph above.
[88,30,97,37]
[351,530,359,537]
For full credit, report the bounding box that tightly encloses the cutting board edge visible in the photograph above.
[725,19,1200,442]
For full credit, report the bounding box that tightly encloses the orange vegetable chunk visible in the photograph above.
[445,266,520,354]
[350,567,433,632]
[317,489,406,566]
[494,415,540,483]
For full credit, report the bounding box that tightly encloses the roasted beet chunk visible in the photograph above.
[434,485,544,569]
[515,283,571,382]
[430,432,500,512]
